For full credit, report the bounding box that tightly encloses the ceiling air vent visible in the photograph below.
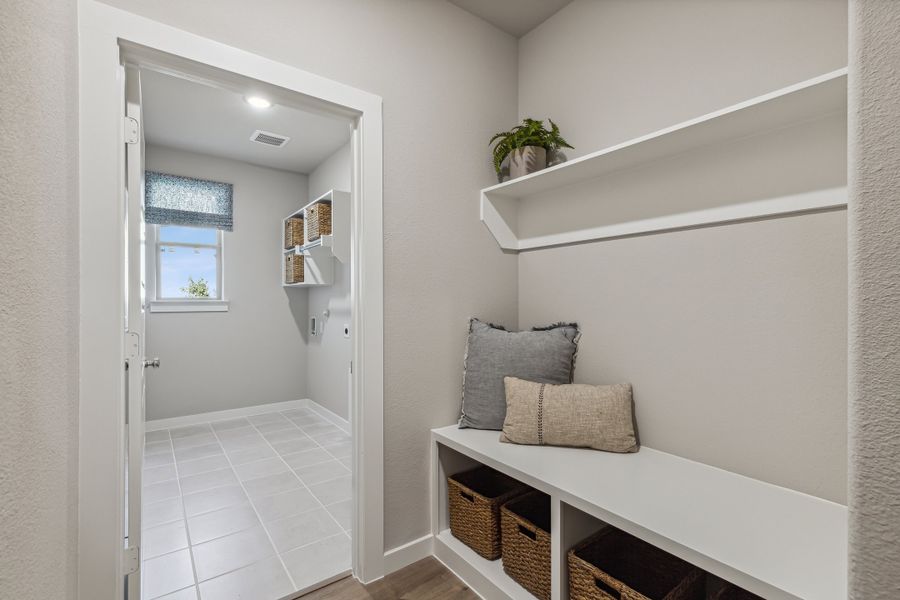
[250,130,291,148]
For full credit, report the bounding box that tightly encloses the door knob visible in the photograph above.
[143,357,161,368]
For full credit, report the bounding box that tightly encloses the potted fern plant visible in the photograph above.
[490,118,573,181]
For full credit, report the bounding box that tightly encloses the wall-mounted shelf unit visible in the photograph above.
[481,68,849,251]
[431,426,847,600]
[282,189,349,287]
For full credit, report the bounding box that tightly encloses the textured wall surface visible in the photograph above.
[144,146,310,420]
[519,0,848,158]
[307,142,353,420]
[98,0,521,549]
[0,1,79,598]
[516,0,849,502]
[848,0,900,597]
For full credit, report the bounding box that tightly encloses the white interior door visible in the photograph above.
[124,64,147,600]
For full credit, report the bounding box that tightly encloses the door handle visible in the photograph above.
[143,358,161,368]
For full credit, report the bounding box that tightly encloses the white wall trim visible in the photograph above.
[145,399,310,431]
[306,399,351,434]
[149,300,230,313]
[383,534,435,576]
[77,2,385,597]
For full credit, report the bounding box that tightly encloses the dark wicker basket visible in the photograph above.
[706,577,763,600]
[307,202,332,241]
[448,466,530,560]
[284,217,304,248]
[569,528,704,600]
[501,491,551,600]
[285,254,304,284]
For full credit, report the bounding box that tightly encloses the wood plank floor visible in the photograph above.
[298,557,477,600]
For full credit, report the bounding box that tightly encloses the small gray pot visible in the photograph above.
[508,146,547,179]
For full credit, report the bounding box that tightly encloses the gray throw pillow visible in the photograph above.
[459,318,580,430]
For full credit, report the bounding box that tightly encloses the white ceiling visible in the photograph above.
[140,69,352,174]
[448,0,573,37]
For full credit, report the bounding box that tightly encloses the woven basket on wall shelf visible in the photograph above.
[285,217,304,249]
[285,253,304,284]
[501,491,552,600]
[447,465,530,560]
[306,201,332,242]
[568,527,704,600]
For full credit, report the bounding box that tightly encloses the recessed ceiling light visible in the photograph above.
[245,96,272,109]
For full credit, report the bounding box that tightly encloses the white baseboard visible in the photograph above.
[306,399,351,434]
[383,534,435,575]
[145,399,310,431]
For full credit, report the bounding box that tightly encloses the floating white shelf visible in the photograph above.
[431,425,847,600]
[481,68,848,251]
[282,190,349,287]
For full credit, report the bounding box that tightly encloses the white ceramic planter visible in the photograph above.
[508,146,547,179]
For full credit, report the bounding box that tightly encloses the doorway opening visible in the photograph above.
[130,63,356,600]
[78,7,384,598]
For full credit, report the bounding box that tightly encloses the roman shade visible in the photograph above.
[145,171,233,231]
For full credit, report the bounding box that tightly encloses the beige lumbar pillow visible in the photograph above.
[500,377,638,453]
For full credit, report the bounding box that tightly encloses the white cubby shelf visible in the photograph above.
[282,189,350,287]
[481,68,849,251]
[431,425,847,600]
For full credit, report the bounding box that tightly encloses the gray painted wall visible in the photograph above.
[144,145,310,420]
[517,0,849,503]
[100,0,521,549]
[0,1,79,598]
[848,0,900,597]
[307,142,353,421]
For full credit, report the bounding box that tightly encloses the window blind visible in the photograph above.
[145,171,233,231]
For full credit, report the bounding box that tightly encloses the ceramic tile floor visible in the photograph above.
[141,407,353,600]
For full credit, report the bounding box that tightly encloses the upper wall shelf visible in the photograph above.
[481,68,849,251]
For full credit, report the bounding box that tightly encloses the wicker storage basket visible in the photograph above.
[285,254,304,284]
[306,201,332,242]
[501,491,552,600]
[569,528,704,600]
[448,466,530,560]
[284,217,304,248]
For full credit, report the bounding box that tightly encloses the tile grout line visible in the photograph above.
[167,425,203,599]
[144,426,348,540]
[275,411,352,534]
[209,413,301,594]
[251,410,351,577]
[146,409,352,595]
[142,428,200,600]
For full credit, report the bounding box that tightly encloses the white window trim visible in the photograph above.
[148,224,228,312]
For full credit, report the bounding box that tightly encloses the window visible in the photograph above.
[145,171,232,312]
[155,225,223,300]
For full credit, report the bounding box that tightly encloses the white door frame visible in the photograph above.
[77,2,385,598]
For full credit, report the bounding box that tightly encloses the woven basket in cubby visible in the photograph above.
[569,527,704,600]
[285,254,304,284]
[501,491,552,600]
[447,465,530,560]
[285,217,304,248]
[306,202,332,241]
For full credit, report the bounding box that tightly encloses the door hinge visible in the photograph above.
[124,116,139,145]
[124,331,140,361]
[123,545,140,575]
[349,360,353,374]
